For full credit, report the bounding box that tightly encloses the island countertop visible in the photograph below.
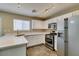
[0,34,28,50]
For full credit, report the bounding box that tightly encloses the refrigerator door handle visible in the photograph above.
[58,32,63,37]
[64,41,68,43]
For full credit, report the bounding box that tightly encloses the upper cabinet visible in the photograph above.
[60,10,79,19]
[32,20,44,29]
[31,10,79,30]
[57,16,64,30]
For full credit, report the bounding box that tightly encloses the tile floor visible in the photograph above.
[27,45,57,56]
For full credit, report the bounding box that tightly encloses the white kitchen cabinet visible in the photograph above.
[25,34,45,47]
[0,45,26,56]
[48,17,58,24]
[0,35,28,56]
[44,21,48,29]
[57,16,64,30]
[32,20,44,29]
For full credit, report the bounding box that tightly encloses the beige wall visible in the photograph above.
[0,12,31,34]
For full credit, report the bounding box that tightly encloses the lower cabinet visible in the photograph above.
[0,45,26,56]
[25,34,45,47]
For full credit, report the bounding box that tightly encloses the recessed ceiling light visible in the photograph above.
[32,9,37,13]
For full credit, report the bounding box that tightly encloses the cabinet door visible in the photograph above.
[32,20,43,29]
[57,16,64,30]
[25,34,45,47]
[44,21,49,29]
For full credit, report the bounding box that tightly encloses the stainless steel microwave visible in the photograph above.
[48,23,57,30]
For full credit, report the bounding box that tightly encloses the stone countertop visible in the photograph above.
[0,34,28,50]
[24,32,50,36]
[0,32,49,49]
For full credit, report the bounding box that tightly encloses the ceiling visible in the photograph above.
[0,3,79,20]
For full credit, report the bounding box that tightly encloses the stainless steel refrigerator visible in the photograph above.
[57,15,79,56]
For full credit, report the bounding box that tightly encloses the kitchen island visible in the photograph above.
[0,34,28,56]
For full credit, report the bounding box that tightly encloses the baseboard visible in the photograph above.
[27,43,44,49]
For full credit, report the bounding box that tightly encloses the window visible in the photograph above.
[13,19,30,31]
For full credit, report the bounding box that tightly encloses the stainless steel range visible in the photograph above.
[45,31,57,51]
